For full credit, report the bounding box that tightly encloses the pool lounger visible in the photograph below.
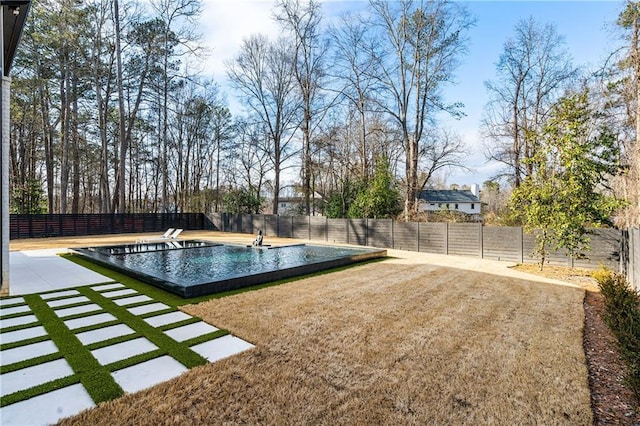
[138,228,184,243]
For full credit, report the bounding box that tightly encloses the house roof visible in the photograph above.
[418,189,480,203]
[2,1,31,76]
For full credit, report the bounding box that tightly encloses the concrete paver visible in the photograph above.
[191,335,255,362]
[91,337,158,365]
[0,314,37,328]
[165,322,219,342]
[0,297,25,307]
[54,304,102,318]
[1,340,59,366]
[76,324,136,345]
[127,302,170,315]
[0,304,31,316]
[101,288,137,298]
[0,358,74,397]
[111,356,188,393]
[63,312,117,330]
[113,295,152,306]
[46,296,90,308]
[144,311,192,327]
[1,325,47,344]
[41,290,79,300]
[91,283,124,291]
[0,384,95,426]
[1,246,256,425]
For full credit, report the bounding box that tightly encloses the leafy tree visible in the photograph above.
[324,179,364,218]
[348,157,401,218]
[510,90,623,269]
[222,188,264,214]
[11,179,46,214]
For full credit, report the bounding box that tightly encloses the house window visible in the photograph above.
[454,203,459,210]
[471,203,475,210]
[280,203,286,208]
[430,203,435,206]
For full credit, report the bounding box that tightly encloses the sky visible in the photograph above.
[198,0,626,189]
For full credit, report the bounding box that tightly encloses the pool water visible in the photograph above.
[73,241,386,298]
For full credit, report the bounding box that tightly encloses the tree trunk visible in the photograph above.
[114,0,127,214]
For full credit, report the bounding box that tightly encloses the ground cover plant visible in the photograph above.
[594,269,640,399]
[60,251,593,425]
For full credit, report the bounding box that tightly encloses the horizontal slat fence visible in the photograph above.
[483,226,523,262]
[418,222,447,254]
[211,213,623,271]
[10,213,636,285]
[10,214,205,239]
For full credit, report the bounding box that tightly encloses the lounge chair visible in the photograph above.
[138,228,183,244]
[168,228,183,239]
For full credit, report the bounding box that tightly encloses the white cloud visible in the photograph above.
[200,1,282,82]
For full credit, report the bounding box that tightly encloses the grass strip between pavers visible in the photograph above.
[76,287,209,369]
[181,329,230,347]
[15,295,124,404]
[85,334,142,351]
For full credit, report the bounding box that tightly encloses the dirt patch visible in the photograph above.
[60,256,592,425]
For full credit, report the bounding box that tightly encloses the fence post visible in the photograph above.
[417,221,420,252]
[365,218,369,247]
[479,224,484,258]
[519,227,524,264]
[445,222,449,255]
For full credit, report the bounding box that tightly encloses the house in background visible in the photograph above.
[273,192,324,216]
[417,184,482,220]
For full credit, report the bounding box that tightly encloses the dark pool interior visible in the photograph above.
[73,240,386,298]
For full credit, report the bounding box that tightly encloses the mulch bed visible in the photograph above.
[583,291,640,424]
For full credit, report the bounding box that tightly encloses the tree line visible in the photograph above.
[8,0,640,229]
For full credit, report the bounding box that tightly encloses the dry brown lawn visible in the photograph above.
[57,243,593,425]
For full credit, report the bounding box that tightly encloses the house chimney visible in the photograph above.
[470,183,480,198]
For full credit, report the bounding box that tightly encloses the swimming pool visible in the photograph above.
[73,241,386,298]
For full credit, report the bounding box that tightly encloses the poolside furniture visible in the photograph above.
[138,228,183,243]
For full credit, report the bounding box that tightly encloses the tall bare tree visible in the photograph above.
[274,0,327,215]
[227,34,300,214]
[483,17,578,187]
[366,0,474,219]
[608,1,640,226]
[328,12,378,181]
[150,0,202,212]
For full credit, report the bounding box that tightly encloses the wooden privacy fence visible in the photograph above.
[208,212,623,271]
[9,213,205,239]
[8,212,637,290]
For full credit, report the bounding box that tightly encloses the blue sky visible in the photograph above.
[201,0,626,188]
